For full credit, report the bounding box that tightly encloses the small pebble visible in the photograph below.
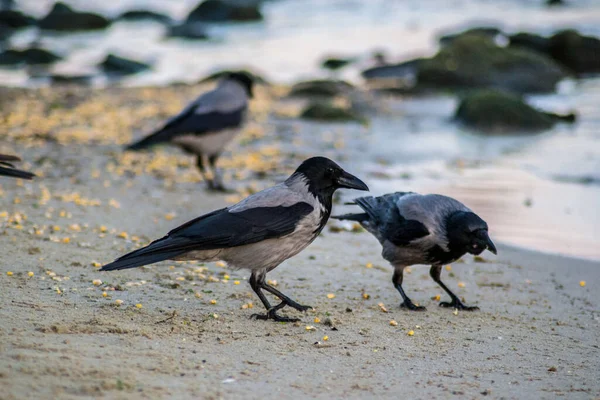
[389,320,398,326]
[28,271,34,277]
[135,303,143,309]
[407,330,415,336]
[115,299,124,306]
[6,271,13,276]
[579,281,586,287]
[92,279,102,286]
[327,293,335,299]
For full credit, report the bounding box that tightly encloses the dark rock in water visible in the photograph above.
[546,0,565,6]
[117,10,173,25]
[199,68,268,84]
[300,101,365,123]
[549,30,600,74]
[509,32,550,54]
[289,79,354,97]
[0,10,35,28]
[167,23,209,40]
[361,58,423,83]
[0,48,61,65]
[321,57,355,71]
[99,54,151,75]
[417,34,568,93]
[50,74,93,85]
[39,2,111,31]
[510,30,600,75]
[186,0,263,22]
[439,26,503,46]
[455,89,576,132]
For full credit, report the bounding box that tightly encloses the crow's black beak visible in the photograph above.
[483,231,497,255]
[336,171,369,191]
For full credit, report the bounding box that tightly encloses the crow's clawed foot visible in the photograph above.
[250,310,300,323]
[439,300,479,311]
[286,301,313,312]
[400,301,427,312]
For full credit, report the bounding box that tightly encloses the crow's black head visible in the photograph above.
[292,157,369,199]
[227,72,254,98]
[446,211,497,256]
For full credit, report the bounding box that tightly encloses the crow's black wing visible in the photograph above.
[101,203,314,271]
[354,193,429,246]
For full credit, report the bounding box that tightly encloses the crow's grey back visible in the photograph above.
[396,193,471,249]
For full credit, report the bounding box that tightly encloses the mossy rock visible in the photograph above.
[39,2,111,31]
[454,89,575,133]
[289,80,354,97]
[417,34,568,93]
[549,30,600,74]
[0,10,36,29]
[99,54,151,76]
[439,26,502,46]
[321,57,355,71]
[167,23,209,40]
[186,0,263,22]
[300,102,365,123]
[116,10,173,25]
[0,48,61,65]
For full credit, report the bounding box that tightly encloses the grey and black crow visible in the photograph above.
[334,192,497,311]
[0,154,35,180]
[101,157,368,322]
[125,72,254,191]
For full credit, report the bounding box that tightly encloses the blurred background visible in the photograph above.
[1,0,599,260]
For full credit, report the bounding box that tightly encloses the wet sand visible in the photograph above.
[1,85,599,399]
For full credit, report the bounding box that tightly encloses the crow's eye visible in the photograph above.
[326,167,335,176]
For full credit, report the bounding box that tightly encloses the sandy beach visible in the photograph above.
[1,83,599,399]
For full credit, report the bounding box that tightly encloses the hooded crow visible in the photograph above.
[334,192,496,311]
[125,72,254,191]
[101,157,368,322]
[0,154,35,180]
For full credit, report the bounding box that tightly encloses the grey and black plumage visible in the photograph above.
[125,72,254,191]
[0,154,35,180]
[334,192,497,311]
[101,157,368,322]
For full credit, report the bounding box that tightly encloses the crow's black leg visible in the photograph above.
[430,265,479,311]
[260,281,312,312]
[208,154,227,192]
[249,272,272,311]
[196,154,214,190]
[393,267,426,311]
[248,272,300,322]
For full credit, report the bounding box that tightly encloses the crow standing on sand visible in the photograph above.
[0,154,35,180]
[334,192,497,311]
[125,72,254,191]
[101,157,368,322]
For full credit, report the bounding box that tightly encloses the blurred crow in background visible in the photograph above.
[126,72,254,191]
[334,192,496,311]
[102,157,369,322]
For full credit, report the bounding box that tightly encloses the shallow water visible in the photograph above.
[5,0,600,86]
[3,0,600,260]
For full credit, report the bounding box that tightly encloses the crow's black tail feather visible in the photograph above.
[0,166,35,180]
[332,212,369,222]
[100,236,188,271]
[125,128,174,151]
